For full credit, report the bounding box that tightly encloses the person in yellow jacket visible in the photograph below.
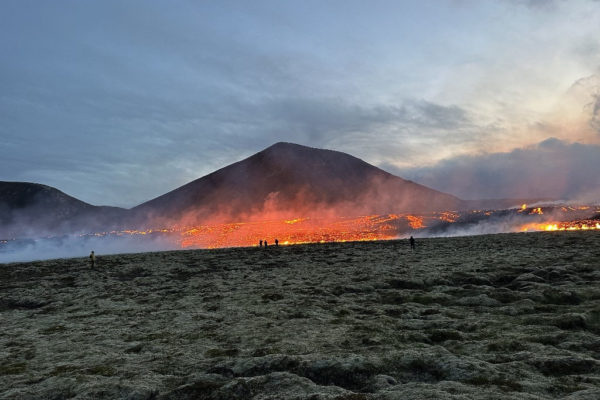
[89,250,96,268]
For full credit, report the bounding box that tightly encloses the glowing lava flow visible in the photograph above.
[520,220,600,232]
[73,205,600,250]
[406,215,425,229]
[179,214,405,248]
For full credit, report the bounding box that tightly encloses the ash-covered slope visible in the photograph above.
[133,142,466,224]
[0,182,126,238]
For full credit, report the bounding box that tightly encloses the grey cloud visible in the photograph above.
[0,0,522,209]
[564,73,600,135]
[0,2,362,208]
[504,0,563,10]
[6,0,597,209]
[2,62,476,207]
[388,138,600,201]
[591,93,600,133]
[248,97,472,145]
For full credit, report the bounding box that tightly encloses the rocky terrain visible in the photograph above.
[1,231,600,399]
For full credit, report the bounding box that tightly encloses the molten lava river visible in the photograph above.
[79,205,600,250]
[174,211,470,248]
[179,215,407,248]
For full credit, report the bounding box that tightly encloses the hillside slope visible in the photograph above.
[133,142,466,224]
[0,182,126,238]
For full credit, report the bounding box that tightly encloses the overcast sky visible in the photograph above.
[1,0,599,207]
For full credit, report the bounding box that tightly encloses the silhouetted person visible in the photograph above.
[259,240,263,248]
[409,236,415,250]
[275,239,279,246]
[89,250,96,268]
[264,240,268,248]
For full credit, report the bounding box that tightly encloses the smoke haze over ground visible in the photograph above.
[3,203,599,263]
[0,234,176,264]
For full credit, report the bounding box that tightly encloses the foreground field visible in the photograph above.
[1,232,600,399]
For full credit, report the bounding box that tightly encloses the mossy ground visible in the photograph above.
[1,231,599,399]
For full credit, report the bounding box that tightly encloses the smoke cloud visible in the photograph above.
[0,234,176,264]
[390,138,600,202]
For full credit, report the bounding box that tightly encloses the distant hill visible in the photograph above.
[132,142,468,225]
[0,182,126,238]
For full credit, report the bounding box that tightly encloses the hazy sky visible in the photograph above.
[1,0,599,207]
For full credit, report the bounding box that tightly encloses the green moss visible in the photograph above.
[251,347,280,357]
[411,294,450,306]
[529,333,568,346]
[332,395,371,400]
[125,343,144,353]
[487,340,527,352]
[205,348,239,358]
[40,324,67,334]
[0,362,26,375]
[555,314,587,330]
[86,365,116,376]
[51,365,80,375]
[429,329,463,343]
[335,308,351,316]
[145,331,171,341]
[465,375,523,391]
[180,332,201,341]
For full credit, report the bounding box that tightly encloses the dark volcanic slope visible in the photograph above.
[133,142,466,223]
[0,182,93,214]
[0,182,126,238]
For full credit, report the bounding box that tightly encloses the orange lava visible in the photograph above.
[520,220,600,232]
[179,215,403,248]
[438,211,459,223]
[77,205,600,249]
[406,215,425,229]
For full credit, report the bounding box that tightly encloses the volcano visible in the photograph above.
[132,142,467,225]
[0,182,126,238]
[2,143,549,240]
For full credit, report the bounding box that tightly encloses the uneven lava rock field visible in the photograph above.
[1,232,600,399]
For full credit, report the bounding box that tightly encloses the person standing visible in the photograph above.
[409,236,415,250]
[89,250,96,268]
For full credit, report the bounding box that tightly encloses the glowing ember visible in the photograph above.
[530,207,543,215]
